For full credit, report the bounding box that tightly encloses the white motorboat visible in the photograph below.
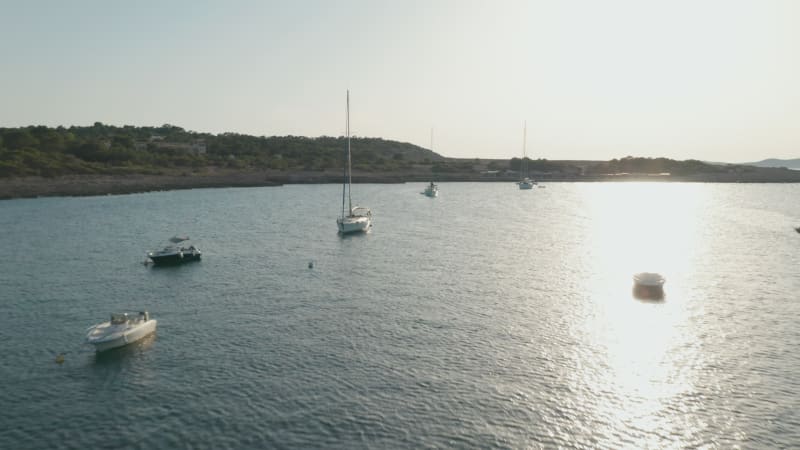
[337,90,372,234]
[632,272,666,299]
[422,181,439,197]
[86,311,157,352]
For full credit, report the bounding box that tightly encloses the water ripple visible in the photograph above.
[0,183,799,448]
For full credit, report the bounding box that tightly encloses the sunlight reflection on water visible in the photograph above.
[574,183,711,448]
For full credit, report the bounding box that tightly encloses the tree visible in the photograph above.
[487,161,503,170]
[39,130,66,152]
[2,130,39,150]
[112,135,134,149]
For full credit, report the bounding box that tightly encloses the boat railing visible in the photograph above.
[350,206,371,217]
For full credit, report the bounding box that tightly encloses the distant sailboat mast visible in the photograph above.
[522,121,527,181]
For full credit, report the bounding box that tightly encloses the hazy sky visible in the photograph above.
[1,0,798,161]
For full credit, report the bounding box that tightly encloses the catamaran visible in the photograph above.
[337,90,372,234]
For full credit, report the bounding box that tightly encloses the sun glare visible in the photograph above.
[583,182,707,280]
[572,182,711,446]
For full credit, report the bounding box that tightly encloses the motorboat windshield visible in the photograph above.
[110,313,129,325]
[633,272,665,286]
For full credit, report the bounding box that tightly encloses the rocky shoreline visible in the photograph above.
[1,168,799,200]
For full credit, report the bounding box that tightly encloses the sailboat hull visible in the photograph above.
[337,216,371,234]
[518,177,536,189]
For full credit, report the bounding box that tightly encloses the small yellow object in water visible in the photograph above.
[55,354,65,364]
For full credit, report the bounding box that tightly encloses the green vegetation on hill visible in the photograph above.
[583,156,750,176]
[0,123,443,177]
[0,124,757,179]
[507,157,579,174]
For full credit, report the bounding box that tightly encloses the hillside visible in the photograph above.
[0,123,444,177]
[3,125,800,200]
[744,158,800,170]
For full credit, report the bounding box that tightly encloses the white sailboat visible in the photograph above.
[518,121,536,190]
[337,90,372,234]
[423,128,439,197]
[422,181,439,197]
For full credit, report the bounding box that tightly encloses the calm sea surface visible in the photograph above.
[1,182,799,449]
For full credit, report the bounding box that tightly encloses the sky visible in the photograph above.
[1,0,798,162]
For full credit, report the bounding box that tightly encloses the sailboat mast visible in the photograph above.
[430,128,434,151]
[523,121,527,158]
[346,90,353,215]
[341,92,348,219]
[522,121,527,179]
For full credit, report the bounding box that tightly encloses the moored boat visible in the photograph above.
[338,206,372,234]
[147,236,201,265]
[518,121,538,190]
[86,311,157,352]
[423,181,439,197]
[422,130,440,197]
[336,91,372,234]
[518,177,536,189]
[632,272,666,300]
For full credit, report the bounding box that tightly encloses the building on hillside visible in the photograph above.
[190,139,207,155]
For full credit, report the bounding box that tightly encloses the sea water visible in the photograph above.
[1,182,799,448]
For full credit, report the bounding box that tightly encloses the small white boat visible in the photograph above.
[86,311,157,352]
[632,272,666,299]
[422,181,439,197]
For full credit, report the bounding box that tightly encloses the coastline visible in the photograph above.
[2,168,800,200]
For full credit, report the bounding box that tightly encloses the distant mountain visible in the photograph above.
[743,158,800,169]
